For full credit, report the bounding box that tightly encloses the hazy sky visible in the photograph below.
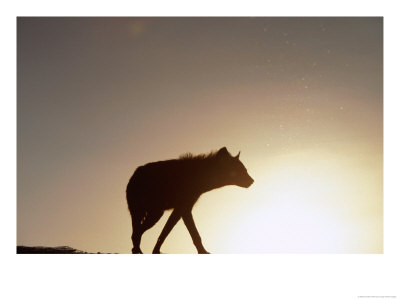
[17,17,382,253]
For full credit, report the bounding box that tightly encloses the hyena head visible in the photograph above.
[215,147,254,188]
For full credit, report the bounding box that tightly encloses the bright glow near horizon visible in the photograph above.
[219,150,382,253]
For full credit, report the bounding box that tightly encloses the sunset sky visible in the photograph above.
[17,17,382,253]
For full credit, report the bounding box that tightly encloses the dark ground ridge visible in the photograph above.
[17,246,116,254]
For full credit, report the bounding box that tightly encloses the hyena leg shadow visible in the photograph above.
[153,209,181,254]
[131,209,164,254]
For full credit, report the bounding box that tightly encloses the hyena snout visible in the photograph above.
[238,173,254,188]
[245,175,254,188]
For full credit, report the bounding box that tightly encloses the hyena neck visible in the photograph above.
[202,180,227,194]
[196,159,228,194]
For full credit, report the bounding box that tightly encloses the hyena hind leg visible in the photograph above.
[141,210,164,233]
[131,210,146,254]
[131,210,164,254]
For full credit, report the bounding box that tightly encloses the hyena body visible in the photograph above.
[126,147,254,254]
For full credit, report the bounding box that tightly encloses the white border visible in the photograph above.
[3,1,399,299]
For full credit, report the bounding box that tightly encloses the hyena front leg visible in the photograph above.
[152,209,181,254]
[182,211,210,254]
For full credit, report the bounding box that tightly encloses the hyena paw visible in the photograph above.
[132,248,143,254]
[198,249,210,254]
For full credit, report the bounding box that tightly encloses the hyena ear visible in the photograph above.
[217,147,230,158]
[235,151,241,159]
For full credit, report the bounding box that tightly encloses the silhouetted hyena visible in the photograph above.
[126,147,254,254]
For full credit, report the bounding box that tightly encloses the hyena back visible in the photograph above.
[126,147,254,254]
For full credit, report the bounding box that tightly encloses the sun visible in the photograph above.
[215,150,380,253]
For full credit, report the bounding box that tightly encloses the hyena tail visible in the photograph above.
[126,166,144,217]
